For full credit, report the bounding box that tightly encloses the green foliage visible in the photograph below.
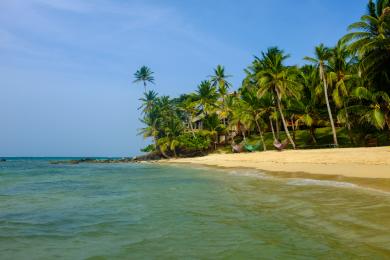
[135,0,390,157]
[177,132,212,151]
[133,66,154,92]
[140,144,155,153]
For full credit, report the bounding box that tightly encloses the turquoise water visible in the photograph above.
[0,159,389,259]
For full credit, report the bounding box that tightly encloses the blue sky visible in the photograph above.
[0,0,367,157]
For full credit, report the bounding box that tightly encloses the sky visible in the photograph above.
[0,0,367,157]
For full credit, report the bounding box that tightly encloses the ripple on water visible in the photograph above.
[0,160,390,259]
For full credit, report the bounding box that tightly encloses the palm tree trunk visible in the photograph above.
[255,119,267,151]
[143,81,147,93]
[310,127,317,144]
[275,119,280,140]
[320,65,338,146]
[154,135,167,158]
[160,149,170,159]
[269,117,276,140]
[343,102,354,145]
[291,115,296,143]
[275,89,296,149]
[230,126,235,144]
[188,115,196,138]
[222,96,227,127]
[242,128,246,142]
[152,131,159,151]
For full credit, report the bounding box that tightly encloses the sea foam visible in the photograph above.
[287,178,358,188]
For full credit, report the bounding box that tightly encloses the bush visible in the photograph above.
[177,132,212,152]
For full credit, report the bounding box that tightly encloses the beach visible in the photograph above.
[163,147,390,191]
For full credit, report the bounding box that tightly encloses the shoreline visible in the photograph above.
[160,147,390,192]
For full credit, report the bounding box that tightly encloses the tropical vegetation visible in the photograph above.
[134,0,390,158]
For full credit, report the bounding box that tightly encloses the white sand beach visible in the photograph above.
[164,147,390,179]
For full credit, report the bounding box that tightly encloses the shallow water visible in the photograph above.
[0,159,389,259]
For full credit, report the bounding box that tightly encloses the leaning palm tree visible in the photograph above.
[133,66,155,92]
[257,47,301,149]
[305,44,339,146]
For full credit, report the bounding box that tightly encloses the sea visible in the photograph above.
[0,158,389,259]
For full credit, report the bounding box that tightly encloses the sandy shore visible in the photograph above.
[162,147,390,191]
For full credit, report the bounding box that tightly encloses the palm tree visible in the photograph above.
[133,66,155,92]
[203,113,222,150]
[138,106,160,152]
[291,65,327,144]
[328,42,357,144]
[195,80,218,116]
[257,47,300,149]
[209,65,232,126]
[240,88,268,151]
[342,0,390,91]
[158,116,183,158]
[224,94,239,143]
[209,65,232,95]
[177,95,198,138]
[138,90,158,114]
[305,44,339,146]
[350,86,390,130]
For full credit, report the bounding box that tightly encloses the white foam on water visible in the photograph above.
[228,170,271,179]
[287,178,358,188]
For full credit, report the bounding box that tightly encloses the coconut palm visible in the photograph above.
[133,66,155,92]
[203,113,223,150]
[195,80,218,116]
[158,115,183,158]
[209,65,232,95]
[350,86,390,130]
[209,65,232,126]
[328,42,358,143]
[342,0,390,90]
[257,47,300,149]
[290,65,327,144]
[328,42,356,108]
[138,106,160,151]
[177,95,199,137]
[239,88,268,151]
[304,44,339,146]
[138,90,158,114]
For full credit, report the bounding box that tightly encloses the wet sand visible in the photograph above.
[162,147,390,192]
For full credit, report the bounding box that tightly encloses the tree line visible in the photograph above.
[134,0,390,158]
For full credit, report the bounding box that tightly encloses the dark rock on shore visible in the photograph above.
[50,152,163,165]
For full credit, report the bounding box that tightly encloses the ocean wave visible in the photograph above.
[287,179,358,188]
[228,170,271,179]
